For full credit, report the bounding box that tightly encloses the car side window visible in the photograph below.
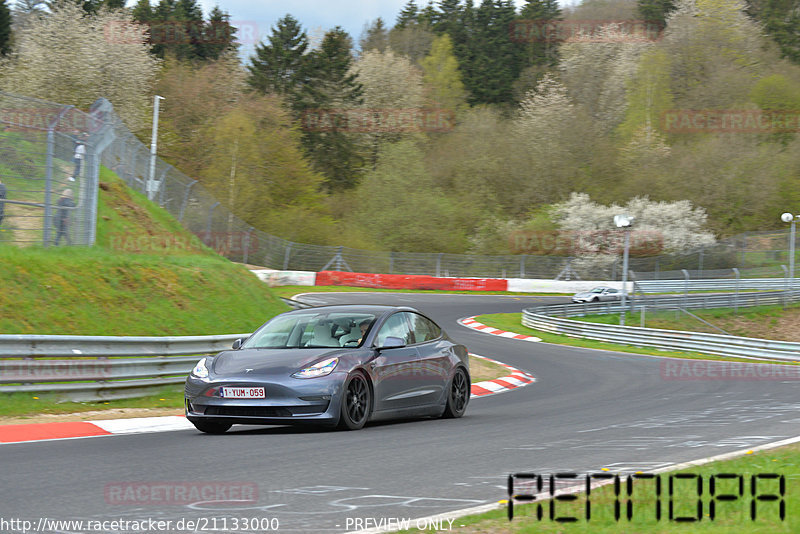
[407,313,441,343]
[375,313,412,347]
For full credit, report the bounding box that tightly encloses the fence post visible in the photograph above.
[682,269,690,310]
[732,267,740,313]
[42,105,75,247]
[158,164,171,207]
[283,242,293,270]
[436,253,443,277]
[206,202,219,237]
[782,264,789,309]
[178,179,197,222]
[243,226,254,266]
[520,255,526,278]
[698,248,704,277]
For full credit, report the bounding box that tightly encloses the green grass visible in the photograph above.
[409,444,799,533]
[571,302,800,338]
[474,313,799,365]
[0,168,289,336]
[0,387,185,419]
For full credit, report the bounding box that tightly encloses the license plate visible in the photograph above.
[221,387,265,399]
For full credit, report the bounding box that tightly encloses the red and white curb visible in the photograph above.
[459,316,542,342]
[0,416,194,445]
[469,354,536,398]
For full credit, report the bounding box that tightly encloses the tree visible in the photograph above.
[295,27,366,190]
[745,0,800,64]
[637,0,676,27]
[0,1,159,129]
[348,49,425,166]
[518,0,562,68]
[247,14,309,97]
[359,17,388,53]
[419,34,468,110]
[396,0,420,28]
[353,140,469,252]
[204,5,237,60]
[0,0,11,56]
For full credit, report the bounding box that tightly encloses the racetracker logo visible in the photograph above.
[661,110,800,133]
[104,482,259,505]
[661,360,800,380]
[104,20,260,45]
[510,20,664,43]
[509,230,664,256]
[0,108,102,134]
[1,361,111,381]
[300,108,455,133]
[109,231,258,256]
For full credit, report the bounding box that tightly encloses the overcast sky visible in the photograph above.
[183,1,573,60]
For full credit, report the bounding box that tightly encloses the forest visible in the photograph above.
[1,0,800,257]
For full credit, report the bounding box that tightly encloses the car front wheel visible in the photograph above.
[338,372,371,430]
[443,368,469,419]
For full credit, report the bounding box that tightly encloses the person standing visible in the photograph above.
[69,135,86,182]
[0,178,6,227]
[54,189,75,245]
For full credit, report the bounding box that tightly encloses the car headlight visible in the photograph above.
[292,357,338,379]
[192,358,209,379]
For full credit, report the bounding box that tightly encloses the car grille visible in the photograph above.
[202,404,328,417]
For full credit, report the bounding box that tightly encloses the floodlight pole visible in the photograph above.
[148,95,164,201]
[790,219,796,293]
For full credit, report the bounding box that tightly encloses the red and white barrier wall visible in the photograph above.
[251,269,631,293]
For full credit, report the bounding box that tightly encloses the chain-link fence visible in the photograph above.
[0,92,115,247]
[3,91,798,280]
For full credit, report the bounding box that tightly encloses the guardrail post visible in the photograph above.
[682,269,690,310]
[733,267,740,313]
[781,265,789,309]
[520,255,526,278]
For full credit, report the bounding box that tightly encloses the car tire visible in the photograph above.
[338,372,371,430]
[443,367,469,419]
[191,420,232,434]
[591,297,599,302]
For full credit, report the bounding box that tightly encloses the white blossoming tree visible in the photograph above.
[1,1,159,129]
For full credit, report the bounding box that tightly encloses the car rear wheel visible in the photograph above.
[338,372,371,430]
[443,368,469,419]
[192,420,232,434]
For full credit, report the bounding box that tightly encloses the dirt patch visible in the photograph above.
[713,308,800,341]
[0,407,183,426]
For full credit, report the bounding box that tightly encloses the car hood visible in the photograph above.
[573,292,594,298]
[211,348,345,376]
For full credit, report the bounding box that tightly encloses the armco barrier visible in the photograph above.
[521,311,800,362]
[315,271,509,291]
[522,290,800,362]
[0,333,246,401]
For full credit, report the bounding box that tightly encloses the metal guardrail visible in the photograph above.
[637,278,800,293]
[527,290,800,318]
[522,291,800,362]
[0,333,247,401]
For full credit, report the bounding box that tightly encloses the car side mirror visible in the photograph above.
[232,338,245,350]
[377,336,405,350]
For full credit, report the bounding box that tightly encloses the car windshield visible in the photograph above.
[243,312,377,349]
[590,288,604,293]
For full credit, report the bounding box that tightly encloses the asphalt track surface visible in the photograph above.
[3,292,800,533]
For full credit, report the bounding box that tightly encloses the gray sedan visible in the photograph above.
[185,304,470,433]
[571,286,622,303]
